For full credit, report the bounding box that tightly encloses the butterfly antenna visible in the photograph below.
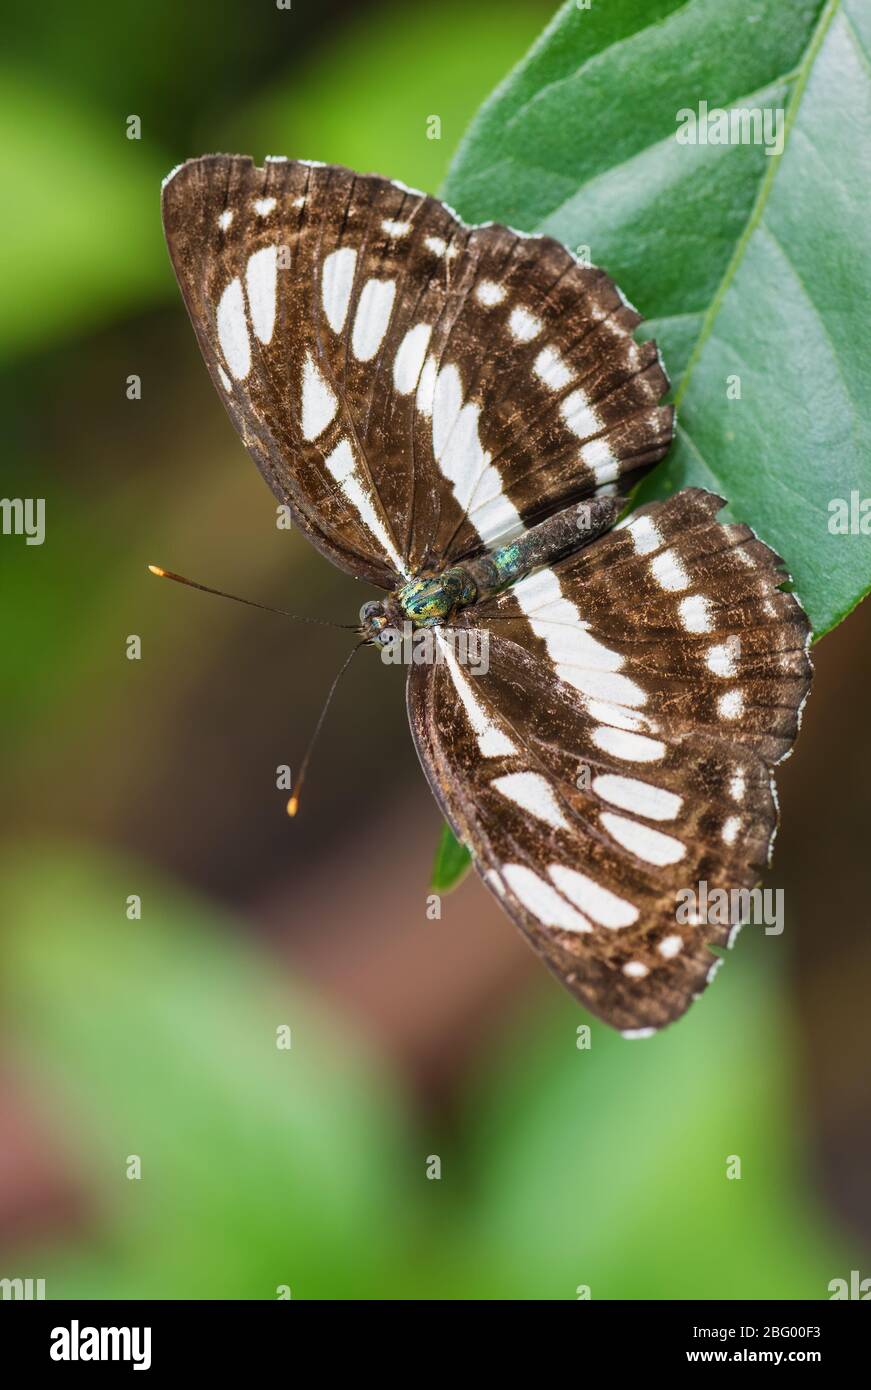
[287,641,366,817]
[147,565,356,630]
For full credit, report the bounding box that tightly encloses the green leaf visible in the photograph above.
[443,0,871,639]
[431,820,473,892]
[451,937,853,1299]
[0,70,169,359]
[236,0,547,202]
[2,846,413,1298]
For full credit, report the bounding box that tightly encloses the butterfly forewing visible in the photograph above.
[161,155,673,585]
[407,490,812,1032]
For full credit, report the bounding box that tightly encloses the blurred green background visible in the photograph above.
[1,0,870,1300]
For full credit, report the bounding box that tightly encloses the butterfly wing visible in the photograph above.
[161,155,672,587]
[407,489,812,1032]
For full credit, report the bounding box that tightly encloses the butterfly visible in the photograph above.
[160,154,812,1034]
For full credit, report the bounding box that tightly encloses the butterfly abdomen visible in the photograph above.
[466,494,623,604]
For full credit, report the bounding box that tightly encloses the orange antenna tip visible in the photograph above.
[148,564,167,577]
[286,794,299,817]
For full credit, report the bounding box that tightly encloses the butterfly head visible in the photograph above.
[360,566,478,643]
[359,598,402,646]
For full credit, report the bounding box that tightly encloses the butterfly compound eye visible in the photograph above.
[359,599,391,642]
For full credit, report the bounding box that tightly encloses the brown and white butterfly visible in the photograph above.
[161,154,812,1033]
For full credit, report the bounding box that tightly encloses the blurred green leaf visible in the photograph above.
[1,852,861,1300]
[2,845,413,1298]
[0,71,168,360]
[236,0,547,196]
[444,0,871,638]
[449,935,854,1299]
[431,821,473,893]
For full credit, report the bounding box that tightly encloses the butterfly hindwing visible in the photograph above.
[161,154,673,587]
[407,489,812,1032]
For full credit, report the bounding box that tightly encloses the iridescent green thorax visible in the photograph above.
[396,567,477,627]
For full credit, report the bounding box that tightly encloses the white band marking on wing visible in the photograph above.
[321,247,357,335]
[435,629,516,758]
[245,246,277,345]
[491,772,570,830]
[502,863,592,933]
[593,774,682,822]
[301,354,338,441]
[512,568,646,707]
[352,278,396,361]
[393,323,432,396]
[324,440,407,577]
[547,863,638,929]
[591,726,666,763]
[216,278,251,380]
[600,812,686,865]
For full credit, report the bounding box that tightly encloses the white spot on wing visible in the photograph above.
[382,218,411,237]
[475,280,505,307]
[561,390,602,441]
[600,812,686,866]
[245,246,277,345]
[424,235,448,257]
[706,639,740,677]
[678,594,714,633]
[584,699,655,734]
[485,868,505,898]
[533,347,572,392]
[352,278,396,361]
[658,934,682,959]
[491,772,570,831]
[254,197,276,217]
[216,277,251,380]
[301,354,337,441]
[321,247,357,334]
[718,689,744,720]
[626,515,664,555]
[431,364,462,457]
[218,209,233,231]
[623,960,649,979]
[722,815,740,845]
[509,306,542,341]
[650,548,691,591]
[729,771,746,801]
[547,864,638,929]
[161,163,184,190]
[218,365,231,391]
